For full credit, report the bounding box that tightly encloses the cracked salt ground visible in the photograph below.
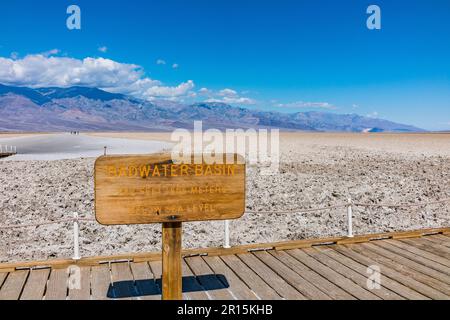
[1,134,450,262]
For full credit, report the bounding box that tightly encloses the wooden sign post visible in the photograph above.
[162,222,182,300]
[94,153,245,300]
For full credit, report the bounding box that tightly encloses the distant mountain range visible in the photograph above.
[0,84,423,132]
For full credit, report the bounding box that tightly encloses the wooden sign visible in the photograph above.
[94,153,245,300]
[94,153,246,225]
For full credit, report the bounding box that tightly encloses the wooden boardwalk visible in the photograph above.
[0,152,16,158]
[0,231,449,300]
[0,145,17,158]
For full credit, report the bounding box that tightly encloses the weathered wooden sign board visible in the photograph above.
[95,153,245,224]
[94,153,246,300]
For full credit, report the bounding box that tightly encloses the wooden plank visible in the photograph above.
[315,246,420,300]
[111,262,136,300]
[145,259,202,300]
[304,247,402,300]
[0,272,7,289]
[332,245,430,300]
[433,234,450,245]
[362,242,450,292]
[45,268,68,300]
[130,262,160,300]
[369,242,450,286]
[185,256,234,300]
[269,250,355,300]
[68,266,91,300]
[400,238,450,259]
[95,154,246,224]
[253,251,331,300]
[148,260,163,297]
[162,222,182,300]
[149,260,162,274]
[0,270,28,300]
[203,255,258,300]
[0,253,161,273]
[287,249,378,300]
[237,253,306,300]
[335,228,450,245]
[343,244,448,300]
[220,254,282,300]
[275,236,342,250]
[353,243,450,298]
[422,235,450,248]
[376,241,450,276]
[420,237,450,254]
[91,265,112,300]
[385,239,450,268]
[20,268,50,300]
[181,260,207,300]
[181,259,210,300]
[2,227,450,272]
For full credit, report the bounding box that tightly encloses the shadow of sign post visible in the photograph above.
[107,275,230,299]
[94,153,246,300]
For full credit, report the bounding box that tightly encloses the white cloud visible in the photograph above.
[277,101,336,109]
[219,88,238,97]
[352,104,359,109]
[366,111,379,118]
[98,46,108,53]
[199,87,210,95]
[10,52,19,60]
[0,53,255,104]
[206,96,256,105]
[172,63,179,69]
[144,80,194,98]
[0,54,195,101]
[156,59,166,65]
[41,49,60,57]
[199,87,255,105]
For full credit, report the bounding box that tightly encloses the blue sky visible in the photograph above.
[0,0,449,130]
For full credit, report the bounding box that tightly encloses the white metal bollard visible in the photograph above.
[347,198,354,238]
[224,220,231,248]
[73,212,81,260]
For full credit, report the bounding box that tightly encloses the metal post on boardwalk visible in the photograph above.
[104,146,107,156]
[73,212,81,260]
[224,220,231,248]
[162,222,182,300]
[347,198,354,238]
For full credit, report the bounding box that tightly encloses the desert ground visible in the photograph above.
[1,132,449,263]
[0,133,170,160]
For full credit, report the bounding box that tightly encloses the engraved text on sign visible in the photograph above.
[94,154,246,225]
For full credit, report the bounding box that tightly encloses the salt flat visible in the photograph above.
[0,132,449,263]
[0,133,171,161]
